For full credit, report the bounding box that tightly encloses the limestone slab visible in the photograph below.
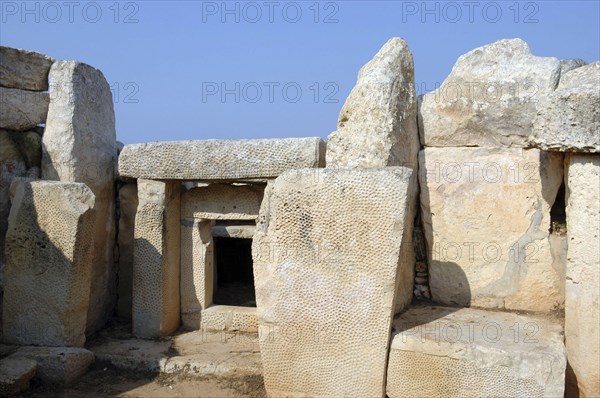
[0,46,54,91]
[530,62,600,153]
[2,181,96,347]
[200,306,258,333]
[565,154,600,397]
[419,147,564,312]
[181,184,264,220]
[252,167,414,398]
[42,60,117,334]
[118,137,325,180]
[326,37,420,170]
[0,357,36,396]
[11,346,94,385]
[0,86,49,131]
[133,179,181,338]
[386,306,566,398]
[116,183,138,319]
[419,39,560,147]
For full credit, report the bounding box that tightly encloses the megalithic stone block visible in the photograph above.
[132,179,181,338]
[252,167,414,398]
[0,86,49,131]
[565,154,600,397]
[0,46,54,91]
[2,181,96,347]
[42,60,117,334]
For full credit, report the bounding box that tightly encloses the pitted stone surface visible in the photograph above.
[0,86,49,131]
[419,147,564,312]
[118,137,325,180]
[252,167,414,398]
[116,183,138,319]
[565,154,600,397]
[326,37,420,170]
[133,179,181,338]
[0,46,54,91]
[10,346,94,385]
[181,184,264,220]
[201,306,258,333]
[2,181,96,347]
[386,306,566,398]
[419,39,561,147]
[530,62,600,153]
[0,357,37,396]
[42,60,117,334]
[180,219,213,330]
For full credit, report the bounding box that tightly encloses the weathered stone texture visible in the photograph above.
[2,181,96,347]
[419,39,560,147]
[560,58,587,75]
[326,37,420,170]
[0,357,37,396]
[10,346,94,385]
[565,154,600,398]
[0,46,54,90]
[180,219,213,330]
[0,86,49,131]
[116,183,138,319]
[133,179,181,338]
[386,306,566,398]
[200,306,258,333]
[253,168,414,398]
[530,62,600,153]
[118,137,325,180]
[419,147,564,312]
[42,60,117,334]
[181,184,264,220]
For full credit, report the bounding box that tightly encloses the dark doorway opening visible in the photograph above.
[213,237,256,307]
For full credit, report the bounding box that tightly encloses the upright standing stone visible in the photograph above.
[42,60,117,333]
[0,46,54,91]
[419,39,561,147]
[2,181,96,347]
[253,168,414,398]
[325,37,420,313]
[133,179,181,338]
[326,37,419,169]
[565,154,600,397]
[530,62,600,153]
[419,147,564,312]
[116,183,138,319]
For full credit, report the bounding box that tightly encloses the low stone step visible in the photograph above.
[0,356,37,396]
[386,305,566,398]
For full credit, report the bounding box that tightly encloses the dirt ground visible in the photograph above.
[24,363,266,398]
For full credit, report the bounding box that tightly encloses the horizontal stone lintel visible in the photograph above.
[118,137,326,180]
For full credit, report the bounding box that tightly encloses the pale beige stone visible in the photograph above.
[10,346,94,385]
[200,306,258,333]
[119,138,325,180]
[326,37,420,170]
[42,60,117,334]
[530,62,600,153]
[419,147,564,312]
[0,46,54,91]
[180,219,213,330]
[565,154,600,398]
[419,39,560,147]
[133,179,181,338]
[116,183,138,319]
[0,357,36,396]
[181,184,264,220]
[386,306,566,398]
[253,167,414,398]
[0,86,49,131]
[2,181,96,347]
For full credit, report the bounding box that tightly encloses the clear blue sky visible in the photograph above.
[1,1,598,144]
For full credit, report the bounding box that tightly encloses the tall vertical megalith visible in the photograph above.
[42,61,117,333]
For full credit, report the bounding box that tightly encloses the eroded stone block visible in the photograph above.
[0,46,54,91]
[419,147,564,312]
[181,184,264,220]
[116,183,138,319]
[42,60,117,334]
[133,179,181,338]
[118,137,325,180]
[10,346,94,385]
[0,87,49,131]
[565,154,600,397]
[2,181,96,347]
[386,306,566,398]
[253,167,414,398]
[0,357,36,396]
